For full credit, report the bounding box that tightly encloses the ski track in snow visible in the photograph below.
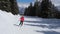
[0,10,60,34]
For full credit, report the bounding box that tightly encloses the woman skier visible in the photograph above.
[19,15,24,26]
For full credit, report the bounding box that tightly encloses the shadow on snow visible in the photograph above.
[24,16,60,34]
[24,19,60,29]
[36,30,60,34]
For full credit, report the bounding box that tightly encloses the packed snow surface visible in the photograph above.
[0,10,60,34]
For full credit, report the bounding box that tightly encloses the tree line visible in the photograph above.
[0,0,19,15]
[24,0,60,18]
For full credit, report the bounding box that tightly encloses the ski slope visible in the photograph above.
[0,10,60,34]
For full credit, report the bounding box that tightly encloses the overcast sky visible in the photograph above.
[17,0,60,7]
[51,0,60,6]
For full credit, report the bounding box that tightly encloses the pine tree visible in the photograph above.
[39,0,54,18]
[24,2,36,16]
[9,0,19,15]
[0,0,19,15]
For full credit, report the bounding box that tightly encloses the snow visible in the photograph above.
[0,10,60,34]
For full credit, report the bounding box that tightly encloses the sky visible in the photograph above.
[17,0,34,3]
[17,0,60,7]
[51,0,60,6]
[17,0,34,7]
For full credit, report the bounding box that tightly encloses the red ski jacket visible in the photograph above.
[20,16,24,22]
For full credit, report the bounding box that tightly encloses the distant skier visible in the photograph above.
[19,15,24,26]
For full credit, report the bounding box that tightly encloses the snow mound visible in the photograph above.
[0,10,20,34]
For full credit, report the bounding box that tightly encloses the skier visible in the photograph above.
[19,15,24,26]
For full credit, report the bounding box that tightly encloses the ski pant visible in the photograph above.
[19,21,23,26]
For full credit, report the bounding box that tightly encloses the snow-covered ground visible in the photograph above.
[0,10,60,34]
